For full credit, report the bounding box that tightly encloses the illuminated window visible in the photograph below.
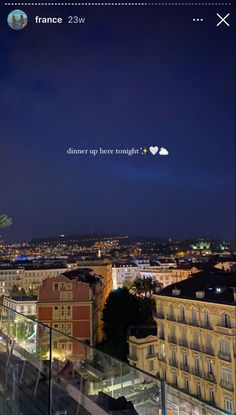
[54,283,59,291]
[60,291,72,301]
[224,398,233,412]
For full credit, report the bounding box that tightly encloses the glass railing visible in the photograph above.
[0,305,233,415]
[0,305,162,415]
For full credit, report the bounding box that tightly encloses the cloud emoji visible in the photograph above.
[159,147,169,156]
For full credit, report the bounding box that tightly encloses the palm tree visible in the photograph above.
[132,277,163,297]
[0,214,12,243]
[0,214,12,228]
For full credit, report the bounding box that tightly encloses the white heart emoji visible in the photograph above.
[149,146,159,156]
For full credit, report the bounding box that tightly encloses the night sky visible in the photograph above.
[0,2,235,242]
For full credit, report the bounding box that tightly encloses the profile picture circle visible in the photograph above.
[7,10,28,30]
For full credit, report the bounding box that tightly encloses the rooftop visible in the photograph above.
[155,271,236,305]
[62,268,102,285]
[4,295,37,302]
[129,326,157,339]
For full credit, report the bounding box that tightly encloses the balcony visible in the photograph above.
[166,314,176,322]
[218,351,231,362]
[179,338,189,348]
[203,346,215,357]
[192,368,203,378]
[154,311,165,319]
[169,359,178,368]
[200,322,212,330]
[220,380,234,392]
[204,372,216,383]
[177,317,188,325]
[157,354,167,363]
[146,352,158,359]
[159,333,165,340]
[190,343,201,352]
[190,320,199,327]
[168,336,178,345]
[180,363,190,373]
[215,326,236,336]
[128,354,138,362]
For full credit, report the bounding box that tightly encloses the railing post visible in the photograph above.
[160,380,167,415]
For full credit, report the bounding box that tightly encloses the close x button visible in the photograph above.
[216,13,230,27]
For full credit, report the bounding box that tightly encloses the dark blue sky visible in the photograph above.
[0,3,235,242]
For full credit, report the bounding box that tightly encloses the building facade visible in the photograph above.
[3,295,37,317]
[112,261,140,289]
[128,328,158,376]
[153,273,236,414]
[140,267,200,288]
[37,269,103,357]
[0,265,68,296]
[76,259,113,302]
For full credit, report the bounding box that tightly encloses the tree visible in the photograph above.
[132,277,162,297]
[10,285,26,297]
[0,214,12,243]
[0,214,12,228]
[102,288,155,360]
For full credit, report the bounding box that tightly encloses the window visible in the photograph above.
[204,310,210,327]
[60,291,72,301]
[149,360,154,371]
[173,373,178,386]
[222,313,231,328]
[192,308,198,324]
[196,383,201,397]
[147,344,154,356]
[193,331,199,346]
[171,327,176,337]
[209,388,215,404]
[221,367,232,386]
[159,302,164,315]
[180,306,186,322]
[184,377,189,391]
[66,283,72,289]
[169,304,174,319]
[67,306,71,317]
[219,339,230,356]
[183,351,188,366]
[54,283,59,291]
[194,356,200,372]
[171,348,176,362]
[208,360,214,374]
[224,398,233,412]
[53,305,71,320]
[159,323,164,339]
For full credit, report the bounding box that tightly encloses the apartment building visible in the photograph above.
[0,268,23,296]
[76,259,113,301]
[153,272,236,414]
[140,266,200,288]
[0,264,68,295]
[37,269,103,356]
[128,327,158,376]
[3,295,37,317]
[112,260,140,288]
